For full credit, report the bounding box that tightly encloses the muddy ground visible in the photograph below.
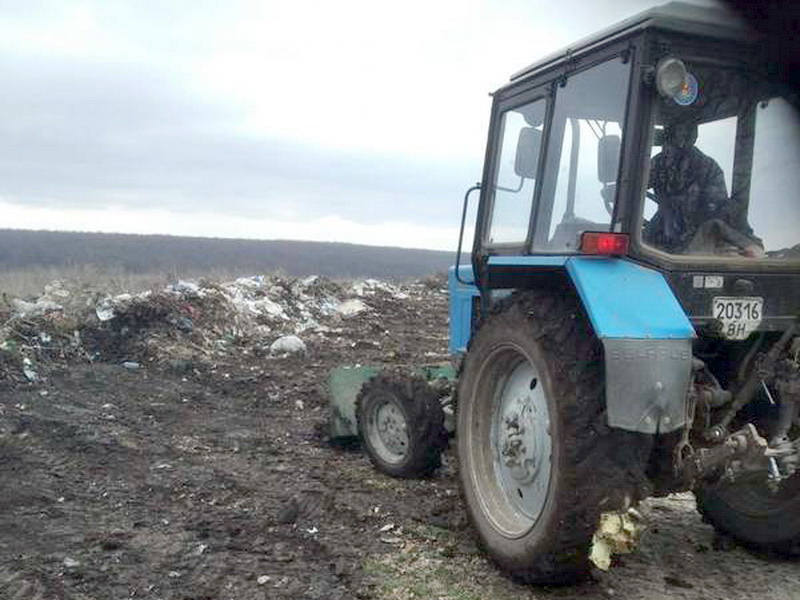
[2,281,800,600]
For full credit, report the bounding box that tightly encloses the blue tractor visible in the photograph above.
[331,2,800,583]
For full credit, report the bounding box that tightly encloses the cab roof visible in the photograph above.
[509,2,754,84]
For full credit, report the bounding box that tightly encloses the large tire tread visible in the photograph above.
[458,289,646,584]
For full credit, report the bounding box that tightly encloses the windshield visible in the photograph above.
[641,61,800,261]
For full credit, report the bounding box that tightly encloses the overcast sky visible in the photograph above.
[1,0,719,250]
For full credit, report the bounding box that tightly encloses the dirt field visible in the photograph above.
[2,277,800,600]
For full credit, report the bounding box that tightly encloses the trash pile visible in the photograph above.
[0,274,444,386]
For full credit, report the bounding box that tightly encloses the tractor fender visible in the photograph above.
[565,257,695,434]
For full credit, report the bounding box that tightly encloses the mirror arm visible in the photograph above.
[495,177,524,193]
[455,183,481,285]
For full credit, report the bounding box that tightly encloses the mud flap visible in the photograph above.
[565,257,696,434]
[603,338,692,433]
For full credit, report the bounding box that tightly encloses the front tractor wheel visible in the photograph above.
[457,292,615,584]
[356,374,447,479]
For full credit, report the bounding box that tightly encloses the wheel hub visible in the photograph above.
[374,401,409,458]
[500,401,540,484]
[492,359,552,522]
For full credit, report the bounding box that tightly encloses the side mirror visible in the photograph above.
[514,127,542,179]
[597,134,621,184]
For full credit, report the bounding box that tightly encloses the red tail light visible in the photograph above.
[580,232,630,255]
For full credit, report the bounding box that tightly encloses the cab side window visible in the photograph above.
[486,98,546,245]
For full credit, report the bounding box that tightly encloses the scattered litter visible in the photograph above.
[257,575,271,585]
[589,508,645,571]
[62,557,80,569]
[95,299,116,322]
[336,299,369,317]
[0,274,436,385]
[191,543,208,556]
[379,523,395,533]
[171,280,200,294]
[270,335,306,355]
[22,358,38,382]
[305,526,319,534]
[12,298,63,318]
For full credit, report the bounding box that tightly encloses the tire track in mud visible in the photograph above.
[0,563,48,600]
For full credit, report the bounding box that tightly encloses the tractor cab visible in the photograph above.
[470,2,800,323]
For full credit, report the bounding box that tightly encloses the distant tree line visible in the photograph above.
[0,229,465,279]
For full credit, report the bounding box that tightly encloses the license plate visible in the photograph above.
[712,296,764,340]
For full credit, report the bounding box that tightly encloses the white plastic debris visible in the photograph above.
[22,358,38,382]
[95,298,116,321]
[171,280,201,294]
[44,281,70,298]
[270,335,307,355]
[252,298,285,317]
[63,557,80,569]
[300,275,318,286]
[12,298,63,318]
[589,508,645,571]
[192,543,208,556]
[225,287,286,320]
[336,299,369,317]
[257,575,271,585]
[234,275,264,288]
[379,523,395,533]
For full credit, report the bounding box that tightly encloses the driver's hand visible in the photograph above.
[742,244,765,258]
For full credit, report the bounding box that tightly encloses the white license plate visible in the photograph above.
[712,296,764,340]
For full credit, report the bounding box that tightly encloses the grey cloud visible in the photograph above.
[0,53,479,225]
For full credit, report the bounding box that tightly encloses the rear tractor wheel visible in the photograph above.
[457,291,623,584]
[696,393,800,555]
[356,374,447,479]
[696,472,800,555]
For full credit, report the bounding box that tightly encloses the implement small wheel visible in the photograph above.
[356,374,446,478]
[696,468,800,554]
[458,290,619,584]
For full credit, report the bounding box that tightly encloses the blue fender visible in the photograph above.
[449,257,695,434]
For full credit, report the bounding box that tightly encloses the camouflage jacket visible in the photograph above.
[645,146,735,253]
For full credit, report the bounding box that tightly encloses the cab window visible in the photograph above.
[533,57,631,252]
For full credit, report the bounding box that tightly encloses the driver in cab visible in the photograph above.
[644,121,764,258]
